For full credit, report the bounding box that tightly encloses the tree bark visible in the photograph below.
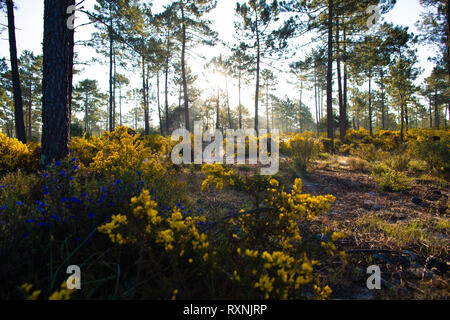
[326,0,334,142]
[6,0,26,143]
[238,69,242,129]
[108,3,114,132]
[28,80,32,138]
[254,8,260,136]
[180,3,190,131]
[368,76,373,136]
[343,24,348,139]
[216,87,220,130]
[41,0,74,165]
[336,15,344,143]
[165,50,170,135]
[85,87,88,136]
[142,55,149,135]
[380,70,386,129]
[157,71,163,135]
[434,87,440,128]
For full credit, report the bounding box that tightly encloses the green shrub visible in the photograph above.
[372,168,411,192]
[288,138,318,176]
[412,133,450,178]
[347,157,368,172]
[385,154,410,172]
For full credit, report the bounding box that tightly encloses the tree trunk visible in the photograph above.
[266,81,269,132]
[28,80,32,138]
[255,10,260,136]
[108,3,114,132]
[180,3,190,131]
[336,15,344,143]
[314,66,319,136]
[400,102,404,141]
[434,87,439,128]
[85,87,88,135]
[113,52,116,130]
[429,95,433,128]
[41,0,74,165]
[165,53,170,135]
[119,84,122,127]
[326,0,334,142]
[380,70,385,129]
[299,78,303,132]
[238,70,242,129]
[216,87,220,130]
[342,23,348,139]
[142,56,149,135]
[6,0,26,143]
[157,71,163,135]
[368,76,373,136]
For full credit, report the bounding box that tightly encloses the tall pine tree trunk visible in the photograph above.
[142,56,149,135]
[434,87,439,128]
[254,11,260,136]
[41,0,74,165]
[108,3,114,132]
[85,88,88,136]
[157,71,163,135]
[326,0,334,142]
[336,15,344,143]
[343,24,348,138]
[368,76,373,136]
[180,3,190,131]
[165,54,170,135]
[238,70,242,129]
[380,70,386,129]
[28,80,32,138]
[314,66,319,136]
[216,87,220,130]
[6,0,26,143]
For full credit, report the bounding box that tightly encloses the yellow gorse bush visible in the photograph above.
[98,189,210,261]
[0,132,37,172]
[71,126,168,179]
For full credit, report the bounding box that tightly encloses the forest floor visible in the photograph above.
[182,156,449,300]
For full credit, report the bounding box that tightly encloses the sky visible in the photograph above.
[0,0,438,128]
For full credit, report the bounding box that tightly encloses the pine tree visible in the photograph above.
[41,0,75,165]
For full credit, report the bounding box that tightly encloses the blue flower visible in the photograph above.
[73,165,78,171]
[42,173,48,178]
[43,186,49,195]
[72,157,77,162]
[188,209,192,213]
[61,198,68,203]
[70,176,74,181]
[55,161,60,167]
[70,197,81,204]
[1,205,6,211]
[137,171,142,175]
[0,185,5,189]
[116,179,121,184]
[60,170,66,177]
[36,201,45,207]
[88,213,94,219]
[26,218,35,223]
[82,193,87,197]
[16,201,23,206]
[177,203,181,207]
